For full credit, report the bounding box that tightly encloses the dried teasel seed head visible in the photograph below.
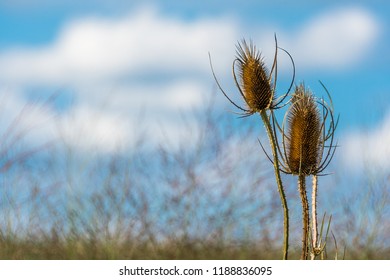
[236,40,273,112]
[287,84,321,175]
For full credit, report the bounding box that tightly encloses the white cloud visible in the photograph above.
[287,7,380,70]
[0,6,381,154]
[57,81,208,152]
[0,7,236,86]
[104,80,207,111]
[341,111,390,172]
[57,105,133,153]
[0,7,237,152]
[254,7,380,71]
[0,6,380,85]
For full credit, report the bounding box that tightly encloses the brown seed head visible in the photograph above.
[287,84,321,175]
[236,40,273,112]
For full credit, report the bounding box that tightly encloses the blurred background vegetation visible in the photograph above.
[0,94,389,260]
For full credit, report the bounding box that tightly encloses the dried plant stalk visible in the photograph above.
[236,40,289,260]
[285,84,321,260]
[237,40,289,259]
[311,174,319,260]
[260,110,289,260]
[298,174,310,260]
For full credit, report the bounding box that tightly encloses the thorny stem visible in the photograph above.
[298,174,309,260]
[311,175,319,260]
[260,110,289,260]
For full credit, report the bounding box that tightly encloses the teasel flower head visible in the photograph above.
[262,82,338,176]
[235,40,274,112]
[209,35,295,116]
[286,84,321,175]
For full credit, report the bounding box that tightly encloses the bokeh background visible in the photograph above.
[0,0,389,259]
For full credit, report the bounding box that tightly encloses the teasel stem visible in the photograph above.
[260,110,289,260]
[311,174,319,260]
[298,174,309,260]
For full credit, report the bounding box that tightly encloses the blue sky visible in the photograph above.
[0,0,390,171]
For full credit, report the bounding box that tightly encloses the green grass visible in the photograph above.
[0,235,279,259]
[1,234,389,260]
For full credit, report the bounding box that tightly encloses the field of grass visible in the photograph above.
[0,96,389,260]
[1,234,389,259]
